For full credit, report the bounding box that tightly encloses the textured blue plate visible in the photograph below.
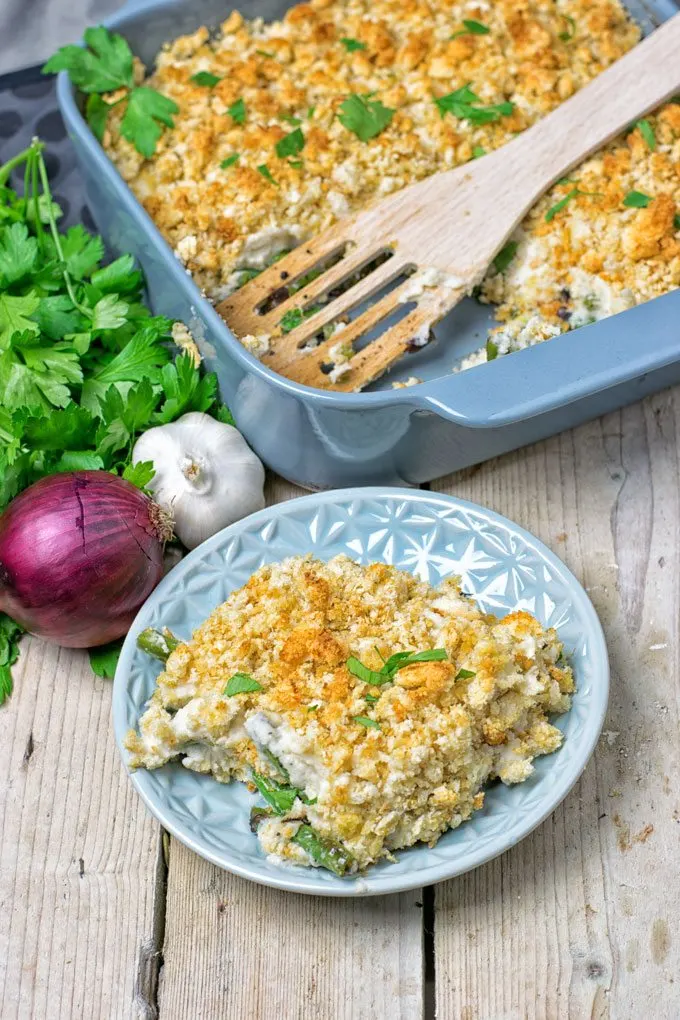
[113,488,609,896]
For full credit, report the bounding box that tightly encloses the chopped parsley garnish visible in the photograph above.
[288,159,303,170]
[257,164,278,186]
[346,656,387,685]
[486,339,499,361]
[435,85,513,125]
[340,37,367,51]
[493,240,518,273]
[307,703,319,711]
[190,71,221,88]
[220,154,240,169]
[227,97,246,124]
[263,749,290,781]
[450,20,490,38]
[623,190,652,208]
[281,113,302,126]
[558,15,576,42]
[544,182,600,222]
[307,105,316,119]
[338,93,395,141]
[472,145,487,159]
[674,214,680,230]
[224,672,263,696]
[275,128,305,159]
[44,26,178,158]
[455,668,476,680]
[256,49,275,58]
[636,118,656,151]
[364,693,380,704]
[279,305,320,333]
[353,716,381,729]
[346,648,448,687]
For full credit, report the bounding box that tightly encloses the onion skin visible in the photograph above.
[0,472,171,648]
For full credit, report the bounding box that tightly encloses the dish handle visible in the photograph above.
[420,289,680,428]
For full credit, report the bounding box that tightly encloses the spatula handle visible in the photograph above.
[520,13,680,192]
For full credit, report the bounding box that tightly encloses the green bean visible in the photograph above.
[291,824,355,877]
[136,626,181,662]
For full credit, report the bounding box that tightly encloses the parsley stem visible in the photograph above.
[34,143,93,319]
[0,142,41,187]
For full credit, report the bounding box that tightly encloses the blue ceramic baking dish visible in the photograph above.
[57,0,680,489]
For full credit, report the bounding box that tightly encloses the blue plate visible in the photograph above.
[113,488,608,896]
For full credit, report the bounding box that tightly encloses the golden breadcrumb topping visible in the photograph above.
[102,0,639,306]
[126,555,573,871]
[463,102,680,367]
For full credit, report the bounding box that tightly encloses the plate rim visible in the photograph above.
[112,486,609,897]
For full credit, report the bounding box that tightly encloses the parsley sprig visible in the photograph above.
[338,94,395,141]
[450,20,490,38]
[435,84,513,124]
[346,647,448,688]
[44,26,178,158]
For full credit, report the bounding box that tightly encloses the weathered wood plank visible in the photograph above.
[0,637,164,1020]
[432,389,680,1019]
[157,476,425,1020]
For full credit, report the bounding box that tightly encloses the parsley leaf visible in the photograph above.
[228,98,246,124]
[280,114,302,126]
[636,118,656,151]
[472,145,487,158]
[220,154,240,169]
[91,253,143,294]
[279,306,320,333]
[89,640,122,678]
[558,15,576,42]
[43,25,134,92]
[190,71,221,87]
[340,37,367,51]
[338,94,395,141]
[545,188,580,222]
[92,293,129,331]
[435,85,513,124]
[275,128,305,159]
[85,94,110,142]
[0,615,23,706]
[0,292,39,347]
[493,240,518,273]
[346,656,387,686]
[123,459,155,488]
[623,190,652,208]
[455,668,476,680]
[257,164,277,186]
[61,225,105,279]
[0,331,82,411]
[0,223,38,285]
[674,214,680,230]
[450,19,490,37]
[486,339,499,360]
[225,672,263,696]
[353,715,381,729]
[121,88,179,160]
[154,352,218,423]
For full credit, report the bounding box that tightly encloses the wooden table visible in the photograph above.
[2,388,678,1019]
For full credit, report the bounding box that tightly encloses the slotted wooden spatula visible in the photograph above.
[218,14,680,392]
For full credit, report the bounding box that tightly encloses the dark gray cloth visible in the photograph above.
[0,0,125,74]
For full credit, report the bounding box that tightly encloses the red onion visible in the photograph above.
[0,472,173,648]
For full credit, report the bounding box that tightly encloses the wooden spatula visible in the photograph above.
[218,14,680,392]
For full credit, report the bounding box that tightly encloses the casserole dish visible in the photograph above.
[57,0,680,490]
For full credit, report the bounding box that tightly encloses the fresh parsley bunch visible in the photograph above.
[43,26,178,158]
[0,139,233,693]
[0,139,230,511]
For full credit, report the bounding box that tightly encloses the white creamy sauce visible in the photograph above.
[245,711,324,795]
[239,226,301,268]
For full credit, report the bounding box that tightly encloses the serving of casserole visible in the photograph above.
[126,554,574,874]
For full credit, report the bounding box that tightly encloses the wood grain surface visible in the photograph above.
[2,391,679,1018]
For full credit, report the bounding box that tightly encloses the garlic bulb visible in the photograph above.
[132,412,265,549]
